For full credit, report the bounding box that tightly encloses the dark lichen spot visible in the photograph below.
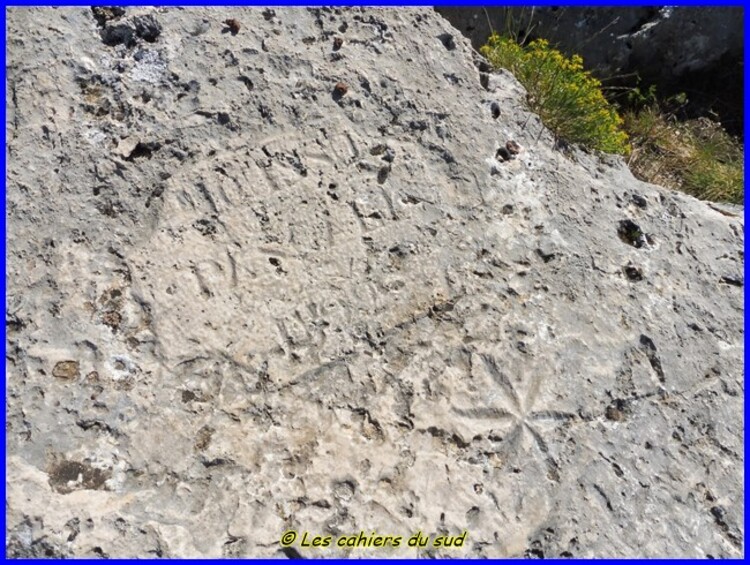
[258,104,273,122]
[101,310,122,330]
[370,144,387,156]
[194,425,214,451]
[125,141,161,161]
[605,398,629,421]
[193,218,217,236]
[48,459,111,494]
[377,166,390,184]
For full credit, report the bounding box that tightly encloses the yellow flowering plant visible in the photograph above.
[481,34,630,155]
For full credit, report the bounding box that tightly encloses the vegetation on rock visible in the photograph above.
[480,33,630,155]
[481,33,744,204]
[624,105,743,205]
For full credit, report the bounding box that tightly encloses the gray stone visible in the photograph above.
[6,7,744,558]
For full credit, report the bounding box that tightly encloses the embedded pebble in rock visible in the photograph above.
[5,7,744,559]
[52,361,80,381]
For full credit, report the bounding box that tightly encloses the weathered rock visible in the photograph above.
[6,7,744,558]
[52,360,80,380]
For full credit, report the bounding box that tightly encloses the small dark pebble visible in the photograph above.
[506,140,522,155]
[496,146,511,161]
[224,19,240,35]
[334,82,348,96]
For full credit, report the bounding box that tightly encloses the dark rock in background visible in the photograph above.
[436,7,744,135]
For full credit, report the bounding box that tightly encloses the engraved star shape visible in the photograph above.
[452,353,577,479]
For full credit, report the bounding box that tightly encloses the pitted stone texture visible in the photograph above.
[6,7,743,558]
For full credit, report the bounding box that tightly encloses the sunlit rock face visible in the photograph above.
[5,7,743,558]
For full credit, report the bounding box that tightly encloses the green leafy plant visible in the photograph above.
[626,79,659,111]
[480,33,630,155]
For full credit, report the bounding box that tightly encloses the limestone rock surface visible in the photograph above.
[5,7,744,558]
